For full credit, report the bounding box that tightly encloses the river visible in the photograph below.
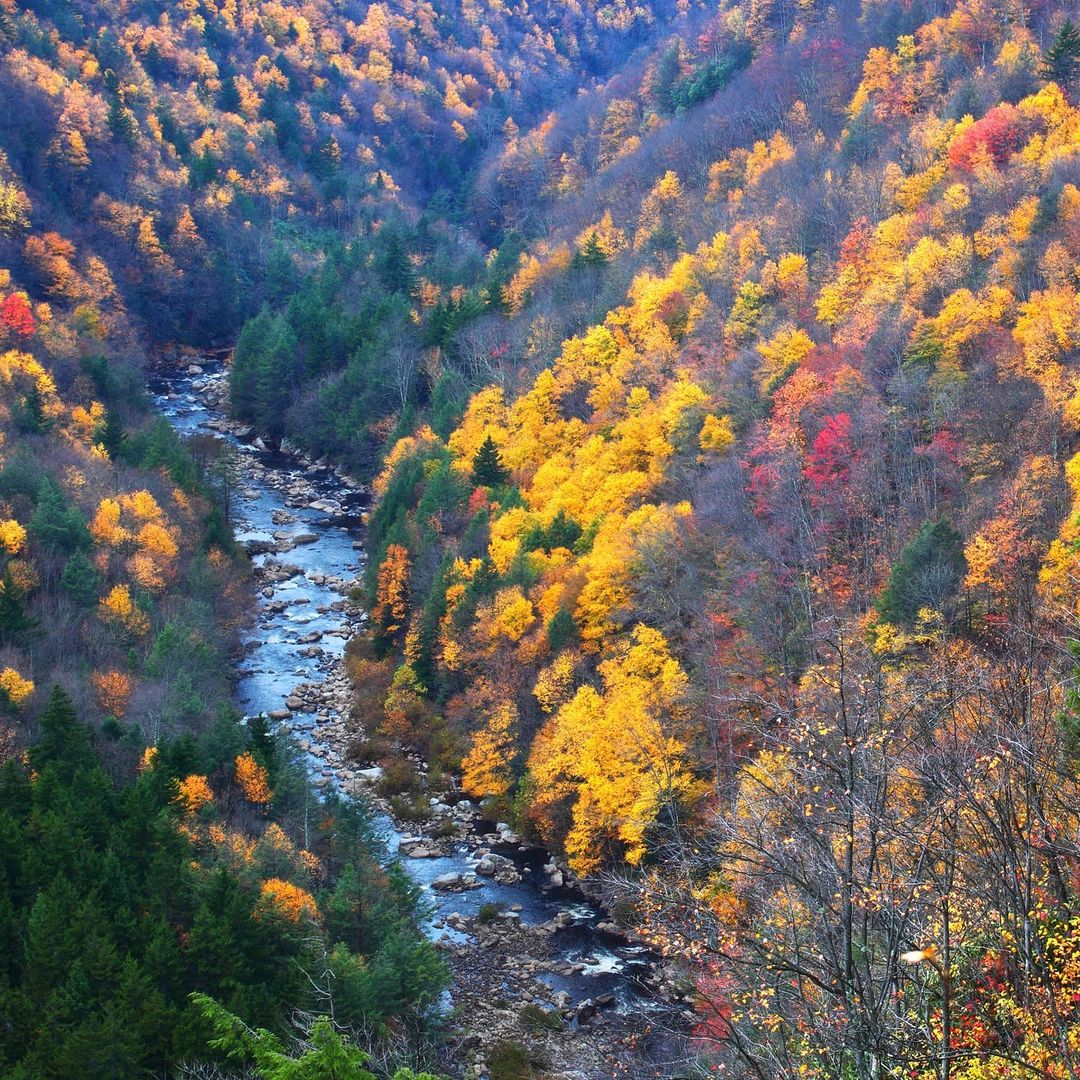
[150,362,690,1068]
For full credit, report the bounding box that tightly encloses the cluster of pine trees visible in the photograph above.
[0,684,447,1078]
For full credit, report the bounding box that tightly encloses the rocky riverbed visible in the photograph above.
[151,360,693,1078]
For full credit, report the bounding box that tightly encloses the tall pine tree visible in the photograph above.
[470,435,509,488]
[1043,19,1080,91]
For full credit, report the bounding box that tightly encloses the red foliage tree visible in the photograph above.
[0,292,35,338]
[804,412,855,494]
[948,105,1025,171]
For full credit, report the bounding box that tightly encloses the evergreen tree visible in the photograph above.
[30,480,92,555]
[254,318,299,441]
[14,384,46,434]
[108,97,140,147]
[189,148,217,187]
[470,435,509,488]
[1043,19,1080,90]
[877,518,966,625]
[0,568,37,645]
[316,135,342,178]
[96,408,129,462]
[377,231,415,295]
[142,41,167,79]
[30,685,94,780]
[546,607,579,652]
[229,307,275,420]
[194,995,443,1080]
[156,106,190,157]
[218,74,241,113]
[651,42,682,114]
[60,550,101,606]
[572,231,608,269]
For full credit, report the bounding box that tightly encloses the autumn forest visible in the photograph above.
[7,0,1080,1077]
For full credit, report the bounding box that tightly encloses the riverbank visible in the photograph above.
[151,360,694,1078]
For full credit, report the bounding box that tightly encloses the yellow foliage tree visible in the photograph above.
[461,701,518,799]
[0,667,34,708]
[756,327,816,395]
[488,586,536,642]
[259,878,319,923]
[91,670,132,716]
[98,583,150,637]
[0,519,25,554]
[373,543,411,641]
[236,752,271,804]
[90,498,130,546]
[175,774,213,814]
[533,650,579,714]
[698,414,735,454]
[528,625,700,872]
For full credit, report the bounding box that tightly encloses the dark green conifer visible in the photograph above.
[1043,19,1080,90]
[546,607,579,652]
[95,408,128,462]
[0,568,37,645]
[218,74,241,113]
[30,685,93,778]
[573,231,608,269]
[107,97,139,147]
[377,231,415,295]
[14,384,46,434]
[317,135,342,177]
[470,434,509,488]
[60,551,100,607]
[877,518,966,625]
[30,480,92,555]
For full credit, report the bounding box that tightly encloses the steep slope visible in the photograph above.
[0,0,688,344]
[353,6,1080,1074]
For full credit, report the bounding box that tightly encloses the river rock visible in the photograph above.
[595,921,626,939]
[432,872,482,892]
[399,837,440,858]
[495,821,520,844]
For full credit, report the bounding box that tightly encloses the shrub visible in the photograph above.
[388,793,432,823]
[477,902,504,924]
[489,1040,541,1080]
[519,1002,564,1032]
[375,756,422,796]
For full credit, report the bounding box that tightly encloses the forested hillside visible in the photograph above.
[9,0,1080,1077]
[351,3,1080,1076]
